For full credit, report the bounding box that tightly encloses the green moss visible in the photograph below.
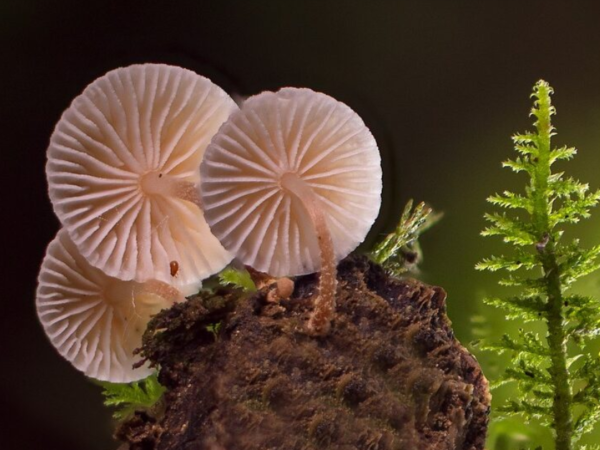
[371,199,441,276]
[99,374,165,420]
[218,267,257,292]
[478,80,600,450]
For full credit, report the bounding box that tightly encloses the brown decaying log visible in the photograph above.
[117,255,490,450]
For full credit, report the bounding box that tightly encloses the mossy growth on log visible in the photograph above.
[116,255,490,450]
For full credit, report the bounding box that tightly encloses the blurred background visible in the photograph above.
[3,1,600,449]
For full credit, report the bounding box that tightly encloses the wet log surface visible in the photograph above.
[117,255,490,450]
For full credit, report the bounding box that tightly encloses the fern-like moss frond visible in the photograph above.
[218,267,257,292]
[502,156,536,175]
[483,295,546,322]
[100,374,165,420]
[488,191,532,211]
[371,199,441,275]
[477,80,600,450]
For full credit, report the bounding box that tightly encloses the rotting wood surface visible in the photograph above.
[117,255,490,450]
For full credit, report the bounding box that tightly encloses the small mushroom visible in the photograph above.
[201,88,382,334]
[37,229,183,382]
[46,64,236,293]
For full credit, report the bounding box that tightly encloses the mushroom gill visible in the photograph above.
[37,229,183,382]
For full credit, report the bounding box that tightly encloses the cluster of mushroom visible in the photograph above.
[38,64,237,382]
[37,64,382,383]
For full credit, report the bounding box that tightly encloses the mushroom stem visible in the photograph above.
[280,172,337,335]
[172,180,203,209]
[139,279,186,303]
[140,172,203,208]
[122,280,185,335]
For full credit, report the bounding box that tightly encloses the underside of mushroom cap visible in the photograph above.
[201,87,382,277]
[46,64,235,289]
[37,229,174,383]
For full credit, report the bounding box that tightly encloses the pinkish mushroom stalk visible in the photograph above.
[280,172,336,334]
[139,171,203,208]
[139,278,186,303]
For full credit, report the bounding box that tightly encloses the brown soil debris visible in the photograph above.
[117,255,490,450]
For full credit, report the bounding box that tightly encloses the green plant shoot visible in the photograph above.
[372,199,441,275]
[477,80,600,450]
[206,321,222,341]
[100,374,165,420]
[218,267,257,292]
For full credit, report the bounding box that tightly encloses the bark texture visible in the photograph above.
[117,255,490,450]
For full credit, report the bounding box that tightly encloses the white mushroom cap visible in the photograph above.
[37,229,176,382]
[47,64,236,291]
[201,88,382,277]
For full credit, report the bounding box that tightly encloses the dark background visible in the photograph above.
[3,2,600,449]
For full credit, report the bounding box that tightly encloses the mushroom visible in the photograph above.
[46,64,236,294]
[37,229,182,382]
[201,88,382,334]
